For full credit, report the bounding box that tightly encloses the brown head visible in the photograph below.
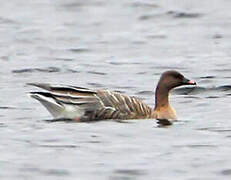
[157,70,196,90]
[153,70,196,120]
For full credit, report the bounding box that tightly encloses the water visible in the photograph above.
[1,0,231,179]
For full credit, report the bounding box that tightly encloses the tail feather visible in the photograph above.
[29,92,64,118]
[28,89,94,119]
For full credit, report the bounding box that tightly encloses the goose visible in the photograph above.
[28,70,196,122]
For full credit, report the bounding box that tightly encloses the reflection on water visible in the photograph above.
[1,0,231,179]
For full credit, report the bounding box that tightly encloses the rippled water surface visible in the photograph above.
[1,0,231,179]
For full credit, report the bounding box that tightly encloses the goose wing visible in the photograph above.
[28,83,152,121]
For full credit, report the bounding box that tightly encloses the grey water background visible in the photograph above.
[1,0,231,179]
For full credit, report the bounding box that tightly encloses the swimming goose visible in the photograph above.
[28,70,196,122]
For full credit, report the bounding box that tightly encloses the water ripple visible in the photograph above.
[197,127,231,133]
[55,58,75,61]
[130,2,158,8]
[135,90,154,96]
[22,167,71,176]
[87,82,104,88]
[173,85,231,95]
[87,71,107,75]
[69,48,89,53]
[115,169,146,175]
[167,10,203,18]
[221,169,231,176]
[12,67,60,73]
[38,144,79,148]
[0,106,17,110]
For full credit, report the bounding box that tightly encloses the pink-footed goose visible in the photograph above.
[28,70,196,122]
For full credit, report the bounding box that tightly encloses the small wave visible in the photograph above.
[113,169,147,176]
[113,86,135,90]
[197,127,231,133]
[172,144,217,149]
[140,10,202,21]
[61,1,103,9]
[39,144,79,148]
[55,58,75,61]
[84,140,101,144]
[12,67,60,74]
[87,71,107,75]
[108,61,143,65]
[0,17,18,24]
[0,106,17,110]
[130,2,158,8]
[221,169,231,176]
[173,85,231,95]
[167,10,203,18]
[213,68,231,72]
[213,34,223,39]
[139,14,156,20]
[66,69,81,73]
[87,82,104,88]
[69,48,89,53]
[22,167,71,176]
[151,66,186,71]
[186,144,217,148]
[0,123,6,127]
[44,118,74,123]
[199,76,216,79]
[135,90,154,96]
[146,34,166,39]
[173,86,205,95]
[215,85,231,91]
[136,71,147,75]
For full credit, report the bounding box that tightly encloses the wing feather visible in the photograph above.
[28,83,152,120]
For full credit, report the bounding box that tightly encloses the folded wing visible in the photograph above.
[28,83,152,121]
